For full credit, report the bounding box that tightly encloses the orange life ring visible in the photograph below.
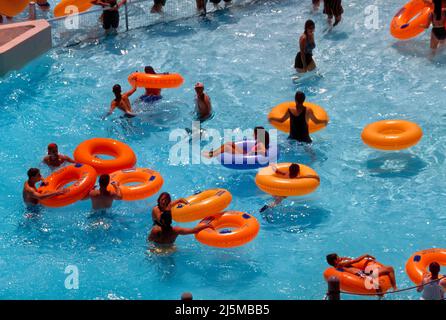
[323,258,393,295]
[406,248,446,285]
[128,72,184,89]
[73,138,137,175]
[109,168,164,201]
[54,0,94,18]
[0,0,30,17]
[268,101,329,134]
[171,189,232,223]
[390,0,433,40]
[195,211,260,248]
[38,164,97,207]
[361,120,423,151]
[255,163,320,197]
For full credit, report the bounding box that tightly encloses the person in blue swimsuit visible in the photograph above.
[139,66,165,103]
[294,20,316,73]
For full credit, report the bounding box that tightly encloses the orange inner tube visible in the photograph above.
[268,101,329,134]
[38,164,97,208]
[128,72,184,89]
[323,258,393,295]
[0,0,30,17]
[73,138,137,175]
[406,248,446,285]
[255,163,320,197]
[54,0,94,18]
[109,168,164,201]
[361,120,423,151]
[390,0,432,40]
[195,211,260,248]
[172,189,232,223]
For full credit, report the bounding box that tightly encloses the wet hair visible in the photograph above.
[429,262,441,278]
[47,143,58,152]
[27,168,40,179]
[99,174,110,188]
[295,91,306,104]
[304,19,315,36]
[434,0,442,21]
[160,211,173,231]
[157,192,172,208]
[326,253,338,266]
[144,66,155,74]
[113,84,122,102]
[254,126,270,150]
[289,163,300,178]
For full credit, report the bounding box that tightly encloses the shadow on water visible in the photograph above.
[198,7,240,31]
[148,22,197,38]
[260,203,330,233]
[226,171,261,198]
[365,152,427,178]
[391,40,432,59]
[322,29,349,41]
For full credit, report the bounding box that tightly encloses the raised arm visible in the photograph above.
[171,198,190,207]
[272,165,287,176]
[111,181,123,200]
[61,154,75,163]
[337,254,373,268]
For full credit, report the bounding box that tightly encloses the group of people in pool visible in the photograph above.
[106,65,212,122]
[23,143,124,211]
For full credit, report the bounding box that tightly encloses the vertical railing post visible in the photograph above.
[327,276,341,300]
[124,1,129,31]
[29,2,37,21]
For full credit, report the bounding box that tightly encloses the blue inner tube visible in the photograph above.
[219,140,279,170]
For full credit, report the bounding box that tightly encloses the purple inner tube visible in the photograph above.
[218,140,279,169]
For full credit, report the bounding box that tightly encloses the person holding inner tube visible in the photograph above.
[269,91,327,144]
[105,82,137,118]
[294,20,316,73]
[417,262,446,300]
[259,163,320,213]
[86,174,123,211]
[152,192,190,226]
[421,0,446,55]
[326,253,398,292]
[139,66,167,103]
[203,126,269,158]
[148,211,214,246]
[43,143,75,169]
[22,168,66,207]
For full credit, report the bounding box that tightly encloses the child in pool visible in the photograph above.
[43,143,75,169]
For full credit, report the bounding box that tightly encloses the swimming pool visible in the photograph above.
[1,0,446,300]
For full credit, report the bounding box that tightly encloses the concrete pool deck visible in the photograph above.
[0,19,51,76]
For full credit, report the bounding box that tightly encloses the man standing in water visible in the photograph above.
[194,82,212,121]
[23,168,65,207]
[87,174,123,211]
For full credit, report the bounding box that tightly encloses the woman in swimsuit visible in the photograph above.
[294,20,316,73]
[269,91,328,144]
[152,192,190,226]
[203,126,269,158]
[105,82,137,118]
[424,0,446,55]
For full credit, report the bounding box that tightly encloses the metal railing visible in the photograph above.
[2,0,257,47]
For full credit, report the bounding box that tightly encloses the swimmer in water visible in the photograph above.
[148,211,214,247]
[294,20,316,73]
[22,168,66,207]
[194,82,212,121]
[152,192,190,226]
[422,0,446,56]
[269,91,328,144]
[259,163,320,213]
[105,82,137,118]
[140,66,167,102]
[203,126,269,158]
[86,174,123,211]
[43,143,75,168]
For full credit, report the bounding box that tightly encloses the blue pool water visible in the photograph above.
[1,0,446,300]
